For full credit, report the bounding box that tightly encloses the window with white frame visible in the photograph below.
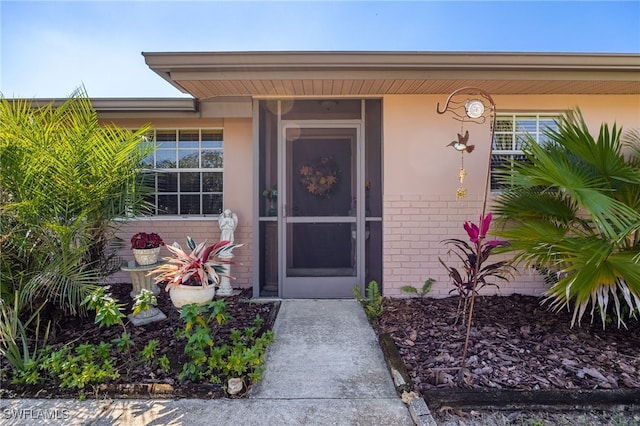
[142,129,223,215]
[491,114,559,190]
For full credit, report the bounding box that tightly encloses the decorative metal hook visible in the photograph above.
[436,86,496,125]
[437,86,499,375]
[437,86,497,202]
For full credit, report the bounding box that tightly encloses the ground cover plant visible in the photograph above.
[0,286,277,399]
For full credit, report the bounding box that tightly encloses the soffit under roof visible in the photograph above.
[143,51,640,99]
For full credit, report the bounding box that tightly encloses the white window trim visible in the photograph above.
[143,128,224,217]
[491,113,560,191]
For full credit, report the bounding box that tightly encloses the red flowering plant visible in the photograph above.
[130,232,164,249]
[439,213,514,323]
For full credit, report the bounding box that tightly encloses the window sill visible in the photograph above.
[115,216,221,222]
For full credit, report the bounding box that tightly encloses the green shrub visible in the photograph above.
[39,342,119,389]
[0,90,154,317]
[494,109,640,327]
[176,300,274,388]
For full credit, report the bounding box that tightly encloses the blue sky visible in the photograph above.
[2,1,639,98]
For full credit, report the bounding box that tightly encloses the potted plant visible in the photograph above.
[150,236,241,308]
[130,232,164,265]
[262,186,278,216]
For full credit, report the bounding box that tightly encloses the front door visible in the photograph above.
[281,124,363,298]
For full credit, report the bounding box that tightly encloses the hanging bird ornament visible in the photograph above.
[446,130,475,153]
[445,129,474,200]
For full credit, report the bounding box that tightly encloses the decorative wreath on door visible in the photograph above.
[298,156,340,198]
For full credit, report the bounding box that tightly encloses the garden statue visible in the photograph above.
[217,209,238,296]
[218,209,238,244]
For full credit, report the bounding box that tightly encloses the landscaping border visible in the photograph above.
[421,388,640,411]
[1,300,281,400]
[377,331,640,412]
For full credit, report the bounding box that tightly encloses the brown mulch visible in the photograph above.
[1,283,278,399]
[376,294,640,394]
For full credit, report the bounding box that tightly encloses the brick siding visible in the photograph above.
[382,193,549,298]
[108,219,253,291]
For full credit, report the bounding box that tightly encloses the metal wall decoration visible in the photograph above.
[436,87,497,375]
[437,87,496,201]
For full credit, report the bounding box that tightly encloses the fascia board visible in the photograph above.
[169,69,640,82]
[143,51,640,73]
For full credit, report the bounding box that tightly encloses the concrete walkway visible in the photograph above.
[0,300,414,425]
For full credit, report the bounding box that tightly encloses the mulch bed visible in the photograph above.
[1,283,278,399]
[376,294,640,408]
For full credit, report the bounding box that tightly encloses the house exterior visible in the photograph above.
[90,51,639,299]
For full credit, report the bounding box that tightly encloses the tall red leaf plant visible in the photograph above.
[439,213,515,324]
[439,212,515,374]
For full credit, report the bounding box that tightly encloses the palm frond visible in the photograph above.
[1,89,156,316]
[495,108,640,328]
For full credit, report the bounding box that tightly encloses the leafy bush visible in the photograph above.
[176,300,274,389]
[494,109,640,328]
[39,342,119,389]
[0,89,154,317]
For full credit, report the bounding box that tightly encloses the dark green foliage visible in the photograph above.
[176,300,274,387]
[494,109,640,327]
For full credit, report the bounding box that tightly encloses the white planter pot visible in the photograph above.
[132,247,161,266]
[169,284,216,308]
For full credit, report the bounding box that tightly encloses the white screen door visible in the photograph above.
[280,124,364,298]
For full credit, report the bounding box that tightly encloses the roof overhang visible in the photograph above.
[142,51,640,99]
[24,98,199,112]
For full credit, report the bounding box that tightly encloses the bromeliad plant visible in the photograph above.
[440,213,514,323]
[151,237,242,290]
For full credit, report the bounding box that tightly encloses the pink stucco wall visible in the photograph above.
[104,94,640,298]
[382,94,498,297]
[110,220,253,289]
[381,94,640,298]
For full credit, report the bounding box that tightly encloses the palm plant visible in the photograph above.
[493,109,640,328]
[0,88,154,316]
